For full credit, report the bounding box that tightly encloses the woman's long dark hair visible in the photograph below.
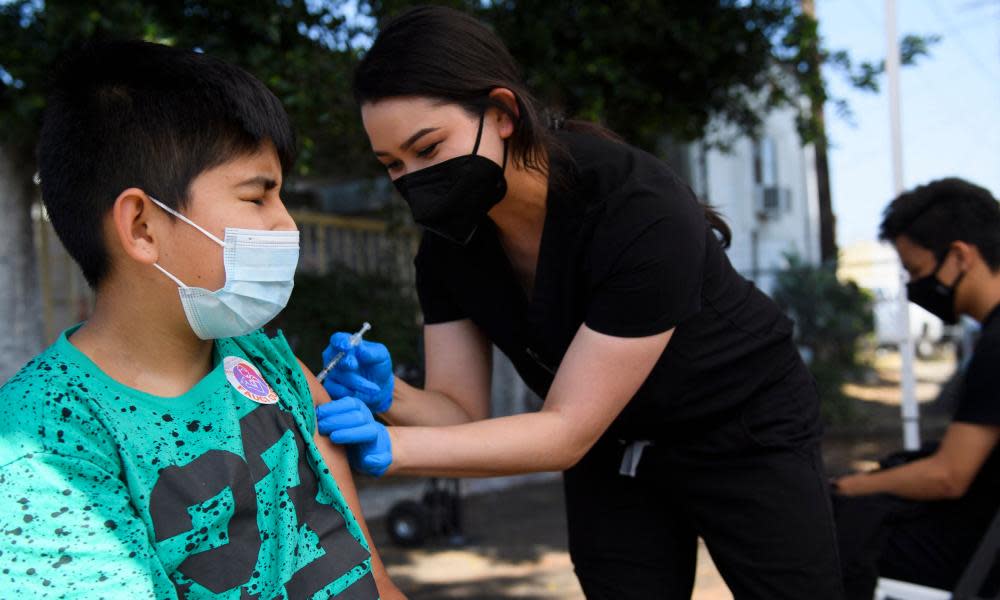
[354,5,731,248]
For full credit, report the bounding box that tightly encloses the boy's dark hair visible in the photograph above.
[880,177,1000,270]
[37,40,297,288]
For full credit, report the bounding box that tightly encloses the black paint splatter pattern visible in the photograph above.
[0,327,375,598]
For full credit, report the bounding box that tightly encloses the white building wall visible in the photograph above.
[690,105,822,295]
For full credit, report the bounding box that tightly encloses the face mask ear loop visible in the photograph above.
[471,110,487,156]
[948,249,967,290]
[152,263,189,289]
[148,195,226,247]
[501,139,509,171]
[951,269,967,291]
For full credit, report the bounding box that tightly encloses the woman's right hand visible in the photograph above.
[321,332,395,414]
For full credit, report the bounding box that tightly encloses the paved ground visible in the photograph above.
[371,479,733,599]
[364,351,956,599]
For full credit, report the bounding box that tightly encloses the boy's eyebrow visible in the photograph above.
[235,176,278,191]
[374,127,440,156]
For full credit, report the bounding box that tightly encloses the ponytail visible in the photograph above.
[704,204,732,249]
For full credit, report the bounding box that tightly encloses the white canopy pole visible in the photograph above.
[886,0,921,450]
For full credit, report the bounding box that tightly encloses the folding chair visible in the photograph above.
[875,506,1000,599]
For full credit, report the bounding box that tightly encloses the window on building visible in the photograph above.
[752,137,778,187]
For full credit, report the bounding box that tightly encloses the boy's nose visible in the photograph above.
[273,201,298,232]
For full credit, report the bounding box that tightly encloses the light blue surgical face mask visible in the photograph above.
[149,196,299,340]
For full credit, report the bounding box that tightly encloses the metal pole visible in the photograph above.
[886,0,921,450]
[37,205,53,344]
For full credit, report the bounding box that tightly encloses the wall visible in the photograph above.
[689,105,822,294]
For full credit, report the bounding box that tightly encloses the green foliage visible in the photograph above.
[0,0,375,176]
[771,255,875,424]
[269,269,421,376]
[369,0,804,148]
[1,1,939,172]
[366,1,938,151]
[485,1,797,148]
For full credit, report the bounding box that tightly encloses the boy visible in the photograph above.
[0,40,402,599]
[833,178,1000,597]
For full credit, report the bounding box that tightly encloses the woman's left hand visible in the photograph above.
[316,397,393,477]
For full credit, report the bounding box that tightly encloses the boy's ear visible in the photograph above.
[951,240,979,272]
[110,188,160,266]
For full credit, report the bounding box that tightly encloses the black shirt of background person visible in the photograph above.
[952,303,1000,519]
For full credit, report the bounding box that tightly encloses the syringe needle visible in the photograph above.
[316,322,372,383]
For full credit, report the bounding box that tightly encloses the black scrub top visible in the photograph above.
[414,130,806,440]
[951,304,1000,521]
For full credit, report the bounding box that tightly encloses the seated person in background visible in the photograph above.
[0,40,402,599]
[833,177,1000,598]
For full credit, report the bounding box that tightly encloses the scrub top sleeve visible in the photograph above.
[954,333,1000,425]
[414,239,468,325]
[585,192,706,338]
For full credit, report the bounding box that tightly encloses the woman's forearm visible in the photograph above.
[386,410,590,478]
[383,325,672,478]
[380,377,484,427]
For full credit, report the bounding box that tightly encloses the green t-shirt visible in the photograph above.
[0,326,378,599]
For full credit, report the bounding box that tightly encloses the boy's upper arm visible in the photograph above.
[293,359,355,506]
[294,357,404,597]
[0,453,169,596]
[298,357,333,408]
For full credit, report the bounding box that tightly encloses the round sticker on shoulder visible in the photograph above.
[223,356,279,404]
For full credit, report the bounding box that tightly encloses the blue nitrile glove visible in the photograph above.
[316,397,393,477]
[321,332,394,414]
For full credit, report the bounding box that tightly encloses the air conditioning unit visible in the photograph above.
[754,185,791,220]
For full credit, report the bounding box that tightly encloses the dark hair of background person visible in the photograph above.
[880,177,1000,270]
[353,5,731,248]
[36,39,297,289]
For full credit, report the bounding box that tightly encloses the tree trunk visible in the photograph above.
[0,145,43,383]
[812,96,838,264]
[802,0,839,264]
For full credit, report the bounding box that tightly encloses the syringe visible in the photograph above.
[316,322,372,383]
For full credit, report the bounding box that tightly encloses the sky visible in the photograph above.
[816,0,1000,248]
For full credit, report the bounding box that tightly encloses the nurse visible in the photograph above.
[318,6,843,599]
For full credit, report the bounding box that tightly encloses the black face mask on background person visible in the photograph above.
[906,251,965,325]
[393,110,509,245]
